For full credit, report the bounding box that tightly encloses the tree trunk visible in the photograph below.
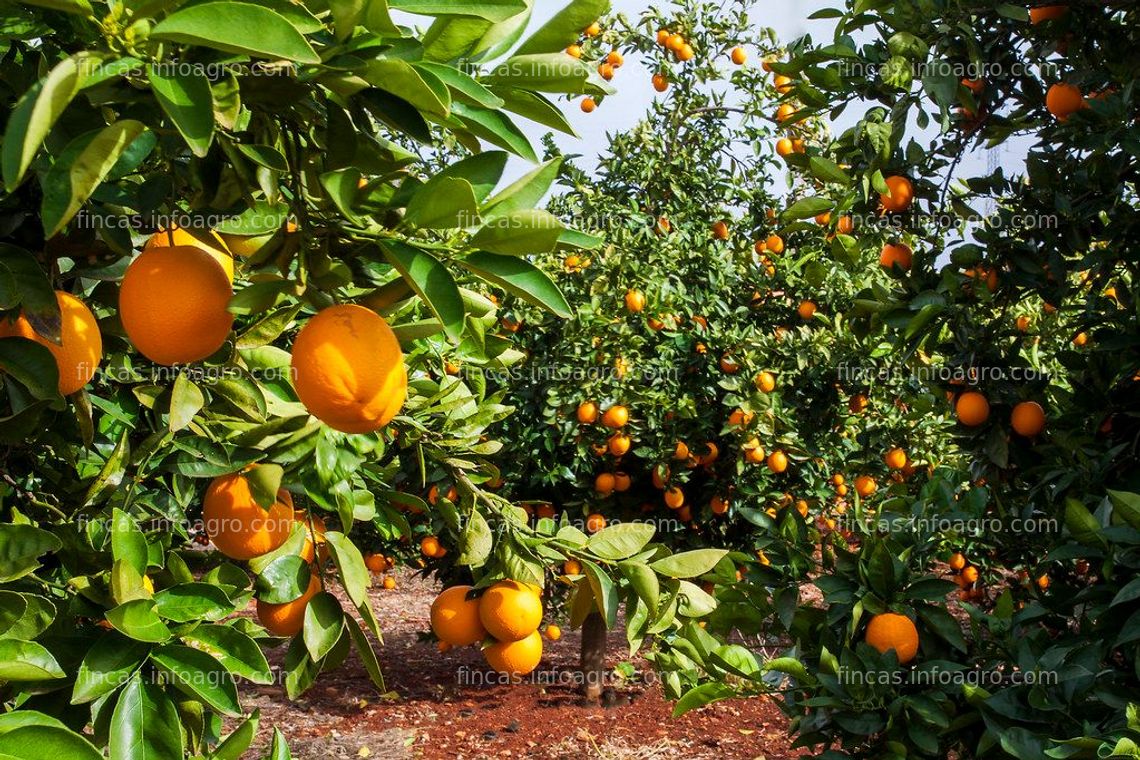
[579,611,607,700]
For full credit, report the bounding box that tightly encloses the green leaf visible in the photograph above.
[433,151,508,203]
[0,639,65,680]
[580,558,618,628]
[586,523,655,561]
[451,102,536,162]
[246,464,284,509]
[18,0,93,15]
[1109,490,1140,530]
[0,245,60,339]
[481,158,561,219]
[105,599,172,643]
[482,53,604,94]
[152,583,234,622]
[514,0,608,55]
[672,682,735,717]
[618,561,659,615]
[492,88,577,136]
[211,711,260,760]
[808,157,851,186]
[390,0,526,21]
[0,524,62,583]
[649,549,728,579]
[404,177,479,230]
[147,65,214,157]
[2,55,82,188]
[302,592,344,661]
[344,616,385,691]
[781,196,833,221]
[265,727,291,760]
[111,508,149,576]
[84,429,131,506]
[0,338,60,402]
[182,624,273,684]
[109,674,184,760]
[150,644,241,716]
[364,59,451,117]
[325,532,371,609]
[0,725,102,760]
[40,120,148,238]
[457,508,493,568]
[1065,497,1104,547]
[378,240,465,343]
[468,209,563,255]
[255,555,312,603]
[151,2,321,63]
[168,372,204,432]
[71,634,150,704]
[460,251,570,317]
[413,62,503,109]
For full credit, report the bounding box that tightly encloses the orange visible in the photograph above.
[431,585,486,646]
[144,226,234,282]
[577,401,599,424]
[606,51,624,67]
[744,439,765,463]
[382,576,396,590]
[478,580,542,642]
[776,138,795,157]
[364,553,386,573]
[767,450,788,474]
[586,513,606,533]
[776,104,795,123]
[613,472,632,492]
[849,394,869,413]
[421,536,441,557]
[608,432,631,457]
[203,469,295,560]
[956,391,990,426]
[0,291,101,395]
[1030,5,1068,23]
[594,473,616,495]
[601,405,628,428]
[666,34,685,52]
[290,304,407,434]
[797,300,817,320]
[664,487,685,509]
[1046,83,1085,121]
[652,464,670,489]
[656,29,670,46]
[677,505,692,522]
[731,46,747,65]
[728,408,754,427]
[624,289,646,313]
[961,566,979,584]
[1036,574,1050,590]
[884,448,907,470]
[773,75,793,94]
[583,21,601,37]
[766,234,785,254]
[696,442,719,465]
[677,44,695,62]
[673,441,690,460]
[879,243,913,272]
[719,354,740,374]
[484,629,542,677]
[854,475,877,498]
[1016,315,1031,332]
[864,613,919,664]
[257,572,320,636]
[119,246,233,365]
[545,624,561,641]
[836,215,855,234]
[795,499,809,518]
[563,559,582,575]
[879,176,914,213]
[755,371,776,393]
[652,73,669,92]
[710,495,729,515]
[962,78,985,95]
[566,44,582,58]
[580,97,597,113]
[598,63,615,81]
[1011,401,1046,437]
[815,211,832,225]
[831,473,845,486]
[1073,332,1088,347]
[948,553,966,571]
[712,221,730,240]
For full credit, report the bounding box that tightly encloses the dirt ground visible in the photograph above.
[244,570,805,759]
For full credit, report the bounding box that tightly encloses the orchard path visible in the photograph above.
[245,570,805,759]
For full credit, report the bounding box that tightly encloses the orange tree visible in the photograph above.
[684,0,1140,757]
[489,0,958,706]
[0,0,627,755]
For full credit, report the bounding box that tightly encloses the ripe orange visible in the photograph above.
[1036,574,1050,590]
[773,75,793,94]
[291,305,407,434]
[666,33,685,52]
[1073,331,1088,347]
[586,513,606,533]
[948,552,966,571]
[545,624,562,641]
[1046,83,1086,121]
[144,226,234,282]
[956,391,990,426]
[677,505,692,522]
[421,536,441,558]
[577,401,599,424]
[364,553,386,573]
[815,212,832,225]
[673,441,690,460]
[677,44,695,62]
[581,97,597,113]
[831,473,845,486]
[797,300,817,320]
[766,450,788,474]
[962,78,985,95]
[583,21,601,37]
[1030,5,1068,23]
[776,104,795,123]
[884,448,907,470]
[664,487,685,509]
[696,442,719,465]
[744,438,765,463]
[606,50,624,67]
[594,473,616,495]
[776,138,795,157]
[766,234,785,254]
[836,215,855,234]
[652,73,669,92]
[608,432,631,457]
[484,629,543,677]
[257,572,320,636]
[849,394,869,413]
[879,243,913,272]
[710,495,729,515]
[382,577,396,590]
[0,291,102,395]
[879,176,914,213]
[624,290,646,313]
[731,46,747,65]
[203,468,294,560]
[1011,401,1046,437]
[795,499,809,518]
[854,475,877,498]
[478,580,542,642]
[119,246,233,365]
[598,63,615,81]
[656,29,670,46]
[613,472,632,492]
[563,559,581,575]
[431,585,486,646]
[864,613,919,664]
[961,566,979,584]
[1016,315,1031,332]
[712,221,730,240]
[652,464,670,489]
[601,405,628,428]
[719,354,740,374]
[566,44,582,59]
[755,371,776,392]
[728,408,754,427]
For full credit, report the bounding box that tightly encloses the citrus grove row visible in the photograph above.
[0,0,1137,759]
